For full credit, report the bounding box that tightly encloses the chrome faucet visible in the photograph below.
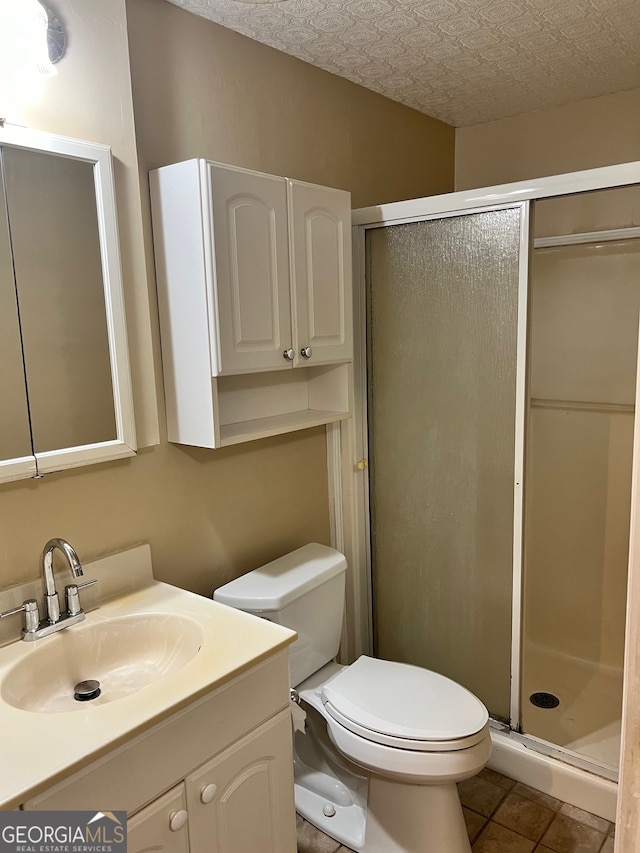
[0,538,97,641]
[42,538,84,623]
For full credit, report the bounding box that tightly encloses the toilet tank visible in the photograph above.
[213,543,347,687]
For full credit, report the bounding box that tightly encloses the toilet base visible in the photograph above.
[297,773,471,853]
[295,665,481,852]
[296,782,367,850]
[363,775,471,853]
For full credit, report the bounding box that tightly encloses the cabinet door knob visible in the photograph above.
[283,348,295,361]
[169,809,189,832]
[300,346,312,359]
[200,783,218,804]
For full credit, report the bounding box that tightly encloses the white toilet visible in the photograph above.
[214,543,491,853]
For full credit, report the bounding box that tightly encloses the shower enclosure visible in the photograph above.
[342,167,640,795]
[522,225,640,774]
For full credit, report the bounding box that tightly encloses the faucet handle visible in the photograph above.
[65,579,98,617]
[0,599,40,634]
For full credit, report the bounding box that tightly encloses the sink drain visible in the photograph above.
[530,691,560,709]
[74,679,101,702]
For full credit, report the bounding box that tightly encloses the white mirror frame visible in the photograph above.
[0,124,136,482]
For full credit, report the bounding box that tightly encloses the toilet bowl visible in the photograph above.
[214,544,491,853]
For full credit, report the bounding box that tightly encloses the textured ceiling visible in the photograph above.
[166,0,640,127]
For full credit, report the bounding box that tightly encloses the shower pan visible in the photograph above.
[339,167,640,822]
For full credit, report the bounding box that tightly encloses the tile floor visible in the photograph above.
[296,768,616,853]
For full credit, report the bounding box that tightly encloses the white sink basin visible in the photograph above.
[1,613,203,713]
[0,545,296,809]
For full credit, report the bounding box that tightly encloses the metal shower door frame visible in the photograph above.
[329,161,640,737]
[351,199,529,730]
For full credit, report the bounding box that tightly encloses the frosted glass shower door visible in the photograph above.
[366,208,523,720]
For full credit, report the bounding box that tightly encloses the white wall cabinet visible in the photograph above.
[150,159,352,448]
[23,653,297,853]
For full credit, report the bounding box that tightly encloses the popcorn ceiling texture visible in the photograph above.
[166,0,640,126]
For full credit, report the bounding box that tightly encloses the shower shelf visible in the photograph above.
[530,397,635,415]
[533,226,640,249]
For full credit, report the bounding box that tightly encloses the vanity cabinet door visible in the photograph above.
[185,709,296,853]
[207,163,293,375]
[127,783,190,853]
[288,180,353,367]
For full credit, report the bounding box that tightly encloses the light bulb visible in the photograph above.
[0,0,56,118]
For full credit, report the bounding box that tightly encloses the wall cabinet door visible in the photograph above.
[208,166,353,373]
[288,179,353,367]
[127,784,190,853]
[208,163,293,375]
[185,711,296,853]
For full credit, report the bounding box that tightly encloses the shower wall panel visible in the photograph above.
[534,185,640,240]
[522,238,640,767]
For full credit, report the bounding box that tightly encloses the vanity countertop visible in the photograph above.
[0,545,295,809]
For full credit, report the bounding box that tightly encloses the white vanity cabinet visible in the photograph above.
[127,783,190,853]
[126,714,292,853]
[22,653,297,853]
[150,159,352,448]
[185,712,295,853]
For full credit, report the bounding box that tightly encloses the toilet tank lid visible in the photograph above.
[213,543,347,612]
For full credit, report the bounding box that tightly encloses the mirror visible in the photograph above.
[0,164,32,466]
[0,125,136,482]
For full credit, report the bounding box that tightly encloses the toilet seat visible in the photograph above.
[298,660,492,787]
[322,656,489,752]
[324,712,492,783]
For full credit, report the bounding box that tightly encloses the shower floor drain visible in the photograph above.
[530,692,560,709]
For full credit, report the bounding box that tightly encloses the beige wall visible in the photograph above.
[456,87,640,190]
[619,375,640,847]
[0,0,454,596]
[457,88,640,243]
[123,0,454,594]
[128,0,454,207]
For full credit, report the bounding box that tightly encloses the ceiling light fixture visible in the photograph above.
[1,0,57,79]
[0,0,64,119]
[45,7,66,65]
